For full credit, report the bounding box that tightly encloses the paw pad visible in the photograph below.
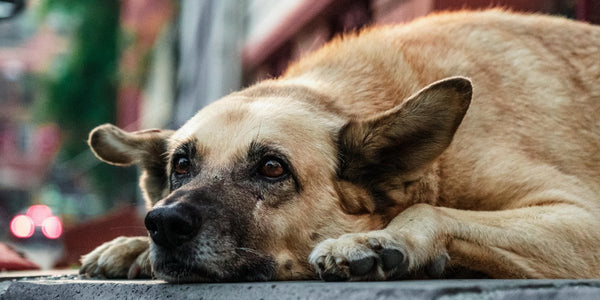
[310,234,408,281]
[349,256,375,276]
[380,248,404,271]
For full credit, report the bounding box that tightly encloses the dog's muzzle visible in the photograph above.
[143,189,277,282]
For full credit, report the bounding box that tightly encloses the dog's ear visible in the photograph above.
[88,124,174,206]
[338,77,472,185]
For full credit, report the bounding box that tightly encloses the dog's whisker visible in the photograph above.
[235,247,262,256]
[109,226,147,230]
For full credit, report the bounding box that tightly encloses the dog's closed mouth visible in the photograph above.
[152,257,218,283]
[151,247,277,283]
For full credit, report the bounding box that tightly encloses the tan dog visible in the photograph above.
[79,10,600,282]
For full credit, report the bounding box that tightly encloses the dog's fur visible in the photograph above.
[80,10,600,282]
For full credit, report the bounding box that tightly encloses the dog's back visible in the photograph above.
[284,9,600,210]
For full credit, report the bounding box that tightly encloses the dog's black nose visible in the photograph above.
[145,204,200,249]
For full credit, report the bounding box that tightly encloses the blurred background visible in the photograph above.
[0,0,597,271]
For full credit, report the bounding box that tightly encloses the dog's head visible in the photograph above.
[88,77,471,282]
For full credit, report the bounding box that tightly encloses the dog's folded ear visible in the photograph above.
[88,124,174,205]
[88,124,174,166]
[338,76,472,184]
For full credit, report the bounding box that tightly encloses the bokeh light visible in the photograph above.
[27,204,53,226]
[41,216,63,239]
[10,215,35,238]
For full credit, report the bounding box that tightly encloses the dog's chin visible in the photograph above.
[152,259,220,283]
[150,249,277,283]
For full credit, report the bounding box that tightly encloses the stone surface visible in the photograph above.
[1,271,600,300]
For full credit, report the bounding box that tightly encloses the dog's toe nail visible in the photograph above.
[349,256,375,276]
[315,256,326,269]
[93,266,106,278]
[425,254,448,278]
[381,248,404,271]
[128,264,141,279]
[335,256,347,267]
[368,238,382,250]
[79,266,87,275]
[321,270,347,281]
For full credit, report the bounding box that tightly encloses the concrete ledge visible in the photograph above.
[2,272,600,299]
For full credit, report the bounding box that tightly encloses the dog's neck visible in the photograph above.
[335,161,441,226]
[379,162,441,223]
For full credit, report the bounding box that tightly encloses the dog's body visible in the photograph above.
[80,10,600,281]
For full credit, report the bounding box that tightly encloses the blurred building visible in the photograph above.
[242,0,590,84]
[0,3,63,238]
[169,0,596,125]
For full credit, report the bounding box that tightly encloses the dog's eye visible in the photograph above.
[174,157,191,175]
[259,159,286,179]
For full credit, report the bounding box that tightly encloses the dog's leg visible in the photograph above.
[79,236,152,279]
[310,196,600,280]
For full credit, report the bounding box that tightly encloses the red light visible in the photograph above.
[27,204,53,226]
[41,216,63,239]
[10,215,35,238]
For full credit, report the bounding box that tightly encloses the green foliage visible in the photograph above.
[37,0,136,207]
[41,0,119,155]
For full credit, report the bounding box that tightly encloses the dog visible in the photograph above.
[79,9,600,282]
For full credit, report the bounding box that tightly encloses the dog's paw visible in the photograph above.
[79,236,151,279]
[309,231,448,281]
[309,231,409,281]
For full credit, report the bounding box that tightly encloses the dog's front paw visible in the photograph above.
[309,231,449,281]
[309,231,410,281]
[79,236,151,279]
